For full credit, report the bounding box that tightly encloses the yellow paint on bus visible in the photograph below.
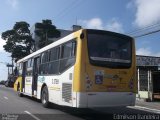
[14,76,22,92]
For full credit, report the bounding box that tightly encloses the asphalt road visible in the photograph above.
[0,85,159,120]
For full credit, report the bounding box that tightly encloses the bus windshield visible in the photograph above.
[87,31,132,68]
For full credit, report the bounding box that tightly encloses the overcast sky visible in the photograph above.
[0,0,160,80]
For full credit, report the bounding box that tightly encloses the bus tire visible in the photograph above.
[17,84,23,97]
[41,86,49,108]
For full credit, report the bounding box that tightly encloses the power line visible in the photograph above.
[55,0,83,21]
[127,23,160,35]
[133,29,160,38]
[54,0,78,19]
[124,22,160,38]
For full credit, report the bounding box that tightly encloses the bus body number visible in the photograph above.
[52,79,59,84]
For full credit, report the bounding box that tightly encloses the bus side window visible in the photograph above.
[59,40,76,73]
[72,41,76,57]
[44,51,49,74]
[50,47,60,61]
[61,42,72,59]
[48,46,60,74]
[48,50,51,62]
[17,63,22,76]
[39,53,45,75]
[45,51,49,63]
[26,58,33,76]
[41,53,45,64]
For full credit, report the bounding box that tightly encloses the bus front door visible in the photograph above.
[32,57,40,96]
[22,62,27,92]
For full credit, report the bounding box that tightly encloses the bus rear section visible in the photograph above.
[74,29,137,108]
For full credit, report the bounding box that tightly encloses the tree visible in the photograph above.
[35,19,61,49]
[1,21,34,61]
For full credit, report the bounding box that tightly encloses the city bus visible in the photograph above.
[14,29,137,108]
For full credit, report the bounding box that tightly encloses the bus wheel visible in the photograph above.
[17,84,23,97]
[41,86,49,108]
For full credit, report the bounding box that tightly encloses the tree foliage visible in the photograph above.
[35,19,61,49]
[1,21,34,61]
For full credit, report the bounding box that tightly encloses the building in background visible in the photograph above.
[30,25,81,51]
[136,55,160,101]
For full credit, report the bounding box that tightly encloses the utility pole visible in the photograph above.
[8,56,14,75]
[12,57,14,75]
[6,64,13,74]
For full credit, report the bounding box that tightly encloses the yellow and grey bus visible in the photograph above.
[14,29,137,108]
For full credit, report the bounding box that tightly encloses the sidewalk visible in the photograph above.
[136,100,160,110]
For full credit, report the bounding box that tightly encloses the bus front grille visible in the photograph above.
[62,83,72,103]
